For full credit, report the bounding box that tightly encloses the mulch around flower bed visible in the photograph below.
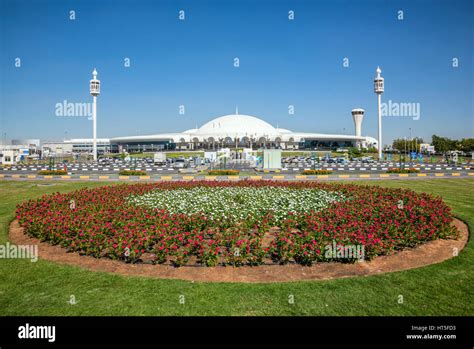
[9,219,469,283]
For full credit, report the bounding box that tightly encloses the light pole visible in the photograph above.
[374,67,384,160]
[404,137,407,168]
[409,127,412,166]
[89,69,100,161]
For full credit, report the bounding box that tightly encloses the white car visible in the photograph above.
[174,158,187,168]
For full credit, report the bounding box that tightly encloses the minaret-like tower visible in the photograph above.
[351,108,365,146]
[90,69,100,161]
[374,67,384,159]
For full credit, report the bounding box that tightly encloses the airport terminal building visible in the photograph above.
[110,113,377,153]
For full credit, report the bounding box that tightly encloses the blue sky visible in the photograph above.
[1,0,473,145]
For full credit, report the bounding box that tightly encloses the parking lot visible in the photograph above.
[1,155,472,175]
[281,155,472,173]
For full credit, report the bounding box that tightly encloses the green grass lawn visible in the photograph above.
[0,179,472,316]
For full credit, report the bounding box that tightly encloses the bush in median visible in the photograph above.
[207,169,240,176]
[301,170,333,175]
[38,170,68,176]
[119,170,148,176]
[386,168,420,174]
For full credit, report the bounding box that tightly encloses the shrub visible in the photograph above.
[386,168,420,174]
[348,146,362,157]
[119,170,147,176]
[301,170,333,175]
[207,169,240,176]
[38,170,68,175]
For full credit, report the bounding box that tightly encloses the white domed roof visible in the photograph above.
[196,114,278,136]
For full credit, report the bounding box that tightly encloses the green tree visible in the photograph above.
[458,138,474,153]
[392,137,424,152]
[366,147,378,154]
[348,146,361,157]
[432,135,456,154]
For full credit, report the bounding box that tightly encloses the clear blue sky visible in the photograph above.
[1,0,473,145]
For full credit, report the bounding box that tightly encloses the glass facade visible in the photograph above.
[110,139,356,152]
[110,141,175,153]
[302,140,355,150]
[71,142,110,154]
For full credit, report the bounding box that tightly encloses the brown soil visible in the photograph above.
[9,219,469,283]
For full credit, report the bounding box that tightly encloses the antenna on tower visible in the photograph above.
[235,106,239,115]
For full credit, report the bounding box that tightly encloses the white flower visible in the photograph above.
[128,186,345,223]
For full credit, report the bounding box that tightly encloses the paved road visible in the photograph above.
[1,162,472,175]
[1,172,473,182]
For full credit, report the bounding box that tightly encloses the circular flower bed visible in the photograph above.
[15,181,458,267]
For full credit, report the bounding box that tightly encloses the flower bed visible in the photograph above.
[129,186,344,224]
[207,169,240,176]
[301,170,333,175]
[16,181,458,267]
[119,170,147,176]
[386,168,420,174]
[38,170,68,175]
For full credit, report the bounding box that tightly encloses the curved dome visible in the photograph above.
[276,128,292,134]
[196,114,277,136]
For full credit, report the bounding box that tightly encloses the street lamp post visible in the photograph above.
[404,137,407,168]
[409,128,412,166]
[89,69,100,161]
[374,67,384,160]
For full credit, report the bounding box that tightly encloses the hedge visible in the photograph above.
[119,170,148,176]
[38,170,68,175]
[301,170,333,175]
[386,168,420,174]
[207,170,240,176]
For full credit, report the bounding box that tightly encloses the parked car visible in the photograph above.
[336,157,347,164]
[362,157,375,163]
[173,158,187,168]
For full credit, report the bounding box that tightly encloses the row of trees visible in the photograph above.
[391,135,474,154]
[432,135,474,153]
[391,137,424,153]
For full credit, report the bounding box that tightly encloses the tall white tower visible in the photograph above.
[351,108,364,137]
[89,69,100,161]
[351,108,364,148]
[374,66,384,159]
